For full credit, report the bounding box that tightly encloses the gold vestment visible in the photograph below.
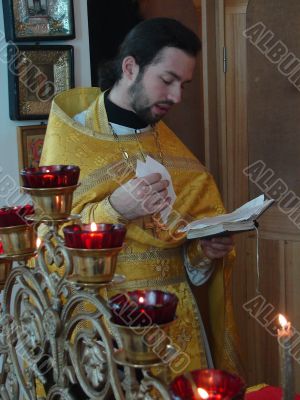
[40,87,242,376]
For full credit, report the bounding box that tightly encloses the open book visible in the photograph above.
[180,195,274,239]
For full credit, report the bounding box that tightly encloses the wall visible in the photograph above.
[0,0,91,207]
[139,0,205,164]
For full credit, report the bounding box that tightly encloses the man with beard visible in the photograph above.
[40,17,241,381]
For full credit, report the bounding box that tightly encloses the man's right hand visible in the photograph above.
[109,173,171,220]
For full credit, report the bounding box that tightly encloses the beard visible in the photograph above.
[129,73,173,125]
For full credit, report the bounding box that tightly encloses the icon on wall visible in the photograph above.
[7,44,74,120]
[2,0,75,41]
[17,124,47,173]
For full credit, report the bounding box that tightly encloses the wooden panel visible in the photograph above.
[235,235,283,386]
[224,10,249,211]
[259,207,300,241]
[225,0,248,14]
[247,0,300,198]
[204,0,300,390]
[284,242,300,391]
[202,0,221,182]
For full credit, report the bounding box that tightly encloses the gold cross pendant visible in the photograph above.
[143,214,165,240]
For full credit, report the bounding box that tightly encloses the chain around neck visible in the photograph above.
[109,123,164,168]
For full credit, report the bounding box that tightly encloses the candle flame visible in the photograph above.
[138,296,145,304]
[197,388,209,399]
[36,238,41,248]
[279,314,288,328]
[90,222,97,232]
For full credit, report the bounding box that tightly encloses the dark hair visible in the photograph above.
[99,17,201,90]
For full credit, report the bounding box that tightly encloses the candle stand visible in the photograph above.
[0,166,247,400]
[0,184,172,399]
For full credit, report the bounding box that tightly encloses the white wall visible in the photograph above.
[0,0,91,207]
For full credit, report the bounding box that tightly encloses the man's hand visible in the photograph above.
[200,236,234,259]
[110,173,171,220]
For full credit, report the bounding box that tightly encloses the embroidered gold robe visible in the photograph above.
[40,87,242,377]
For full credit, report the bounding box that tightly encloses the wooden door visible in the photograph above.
[202,0,300,390]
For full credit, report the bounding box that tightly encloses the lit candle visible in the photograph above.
[36,237,41,248]
[278,314,294,400]
[20,165,80,188]
[197,388,209,399]
[169,369,246,400]
[63,223,126,249]
[109,290,178,327]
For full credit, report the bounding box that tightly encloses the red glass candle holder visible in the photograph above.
[20,165,80,188]
[170,369,246,400]
[109,290,178,327]
[0,205,34,227]
[63,223,126,249]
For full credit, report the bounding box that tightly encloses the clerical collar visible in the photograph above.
[104,91,148,129]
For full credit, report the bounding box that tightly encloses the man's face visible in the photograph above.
[129,47,196,124]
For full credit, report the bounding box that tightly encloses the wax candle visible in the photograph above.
[169,369,246,400]
[63,223,126,249]
[20,165,80,188]
[278,314,294,400]
[109,289,178,327]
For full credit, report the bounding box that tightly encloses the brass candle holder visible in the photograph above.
[0,224,36,256]
[66,246,123,283]
[0,257,12,290]
[21,185,78,220]
[111,319,176,364]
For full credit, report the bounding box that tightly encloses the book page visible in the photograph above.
[180,195,274,232]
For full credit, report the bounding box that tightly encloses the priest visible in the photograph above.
[40,17,242,377]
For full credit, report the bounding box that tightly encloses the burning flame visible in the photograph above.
[197,388,209,399]
[36,238,41,248]
[138,296,145,304]
[90,222,97,232]
[279,314,288,328]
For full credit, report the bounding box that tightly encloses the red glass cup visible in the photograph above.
[0,205,34,227]
[112,224,127,247]
[109,289,178,327]
[170,369,246,400]
[20,165,80,188]
[63,223,126,249]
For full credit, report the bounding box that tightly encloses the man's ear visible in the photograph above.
[122,56,139,82]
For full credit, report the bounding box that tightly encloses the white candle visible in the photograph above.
[278,314,294,400]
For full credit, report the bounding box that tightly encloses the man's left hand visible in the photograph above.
[200,236,234,259]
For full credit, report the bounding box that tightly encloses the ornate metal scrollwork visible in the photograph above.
[0,224,172,400]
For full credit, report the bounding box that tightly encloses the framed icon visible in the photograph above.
[8,45,74,120]
[2,0,75,41]
[17,124,47,172]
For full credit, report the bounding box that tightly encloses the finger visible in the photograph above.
[147,197,171,215]
[143,192,166,213]
[156,197,171,213]
[149,180,169,193]
[207,242,233,251]
[139,173,162,186]
[143,191,170,214]
[132,175,164,198]
[205,249,228,259]
[211,236,234,245]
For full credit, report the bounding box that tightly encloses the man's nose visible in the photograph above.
[167,84,182,104]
